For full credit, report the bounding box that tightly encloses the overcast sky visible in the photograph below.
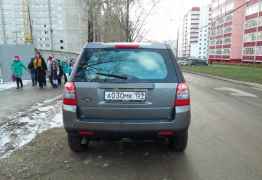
[136,0,211,41]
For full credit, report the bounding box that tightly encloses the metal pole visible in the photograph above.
[47,0,54,50]
[176,28,179,58]
[126,0,130,42]
[0,0,7,44]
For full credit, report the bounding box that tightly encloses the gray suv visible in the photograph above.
[63,42,191,152]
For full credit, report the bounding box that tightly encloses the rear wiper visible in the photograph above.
[96,72,128,80]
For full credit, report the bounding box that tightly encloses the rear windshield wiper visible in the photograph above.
[96,72,128,80]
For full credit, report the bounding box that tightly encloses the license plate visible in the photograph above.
[105,91,146,101]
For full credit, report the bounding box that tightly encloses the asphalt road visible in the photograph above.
[0,72,262,180]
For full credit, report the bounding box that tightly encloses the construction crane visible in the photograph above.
[22,0,33,43]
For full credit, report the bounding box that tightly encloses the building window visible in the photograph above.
[60,46,64,50]
[60,40,64,43]
[243,47,255,55]
[216,39,223,45]
[224,14,232,22]
[257,31,262,40]
[209,49,215,55]
[245,19,257,29]
[256,46,262,55]
[246,3,259,16]
[244,33,257,42]
[216,49,222,55]
[223,48,230,55]
[209,39,215,45]
[258,16,262,26]
[224,27,232,33]
[224,37,231,44]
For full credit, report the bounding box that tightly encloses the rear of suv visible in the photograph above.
[63,42,191,152]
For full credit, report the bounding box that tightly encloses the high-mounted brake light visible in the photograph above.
[175,83,190,106]
[114,44,140,49]
[63,82,77,106]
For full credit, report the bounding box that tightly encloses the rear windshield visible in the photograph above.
[73,48,177,82]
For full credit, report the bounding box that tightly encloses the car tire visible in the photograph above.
[168,131,188,152]
[67,134,88,152]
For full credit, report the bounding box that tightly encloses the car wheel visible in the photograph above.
[68,134,88,152]
[168,131,188,152]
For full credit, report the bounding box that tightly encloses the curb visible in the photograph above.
[183,70,262,90]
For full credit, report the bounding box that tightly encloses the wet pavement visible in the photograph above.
[0,73,262,180]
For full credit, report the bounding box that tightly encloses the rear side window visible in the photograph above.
[74,48,177,82]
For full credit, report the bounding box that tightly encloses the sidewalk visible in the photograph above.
[0,84,62,125]
[183,70,262,91]
[0,81,31,92]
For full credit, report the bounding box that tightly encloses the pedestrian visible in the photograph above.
[56,59,64,86]
[50,61,59,88]
[69,60,73,76]
[28,57,37,86]
[11,56,27,89]
[33,51,47,88]
[61,60,69,83]
[47,56,54,87]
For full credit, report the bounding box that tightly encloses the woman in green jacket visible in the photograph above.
[11,56,27,89]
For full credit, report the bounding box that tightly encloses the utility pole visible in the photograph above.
[47,0,54,50]
[23,0,33,44]
[0,0,7,44]
[126,0,130,42]
[176,28,179,58]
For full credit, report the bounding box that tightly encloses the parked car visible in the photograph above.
[63,42,191,153]
[177,59,191,66]
[189,58,208,66]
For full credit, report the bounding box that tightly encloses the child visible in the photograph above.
[11,56,27,89]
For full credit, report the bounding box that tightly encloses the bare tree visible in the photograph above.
[81,0,160,42]
[128,0,160,41]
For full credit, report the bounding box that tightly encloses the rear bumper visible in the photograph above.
[63,106,191,134]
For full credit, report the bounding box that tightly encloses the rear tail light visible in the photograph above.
[63,82,77,106]
[79,130,95,136]
[158,130,175,137]
[175,83,190,106]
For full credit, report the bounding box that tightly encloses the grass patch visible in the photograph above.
[182,64,262,84]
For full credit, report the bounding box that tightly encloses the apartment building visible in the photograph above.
[195,5,211,59]
[0,0,88,53]
[0,0,25,45]
[179,6,211,59]
[208,0,246,63]
[180,7,201,58]
[242,0,262,63]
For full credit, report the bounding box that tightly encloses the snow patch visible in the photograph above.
[0,100,63,159]
[0,80,31,91]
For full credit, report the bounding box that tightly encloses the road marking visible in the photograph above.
[214,87,257,98]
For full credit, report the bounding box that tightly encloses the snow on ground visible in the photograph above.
[0,80,31,91]
[0,97,63,159]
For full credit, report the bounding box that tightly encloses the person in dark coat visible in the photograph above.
[32,51,47,88]
[50,61,59,88]
[56,59,65,86]
[28,58,37,86]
